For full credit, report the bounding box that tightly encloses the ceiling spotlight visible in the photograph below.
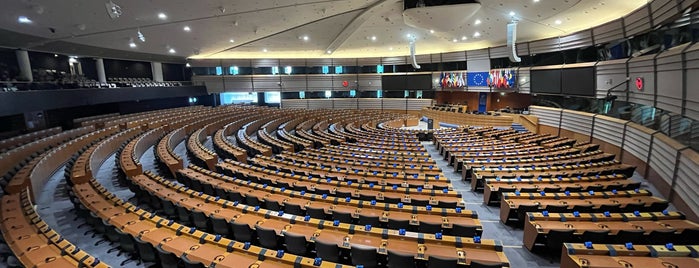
[473,31,481,37]
[18,16,32,24]
[302,35,309,41]
[168,48,176,54]
[429,29,434,34]
[509,11,515,16]
[371,36,377,41]
[158,12,167,20]
[263,48,268,52]
[105,0,122,19]
[475,19,481,25]
[555,19,562,25]
[461,36,467,40]
[129,41,136,48]
[388,47,393,51]
[326,50,332,54]
[452,38,458,43]
[137,29,146,42]
[533,0,540,2]
[229,39,235,43]
[183,26,191,32]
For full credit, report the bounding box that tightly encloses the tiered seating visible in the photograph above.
[0,190,109,268]
[560,243,699,268]
[108,77,183,87]
[0,127,62,153]
[435,125,699,263]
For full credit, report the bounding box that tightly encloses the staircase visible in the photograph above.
[511,123,528,132]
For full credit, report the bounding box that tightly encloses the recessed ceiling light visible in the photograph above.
[18,16,32,24]
[326,50,332,54]
[158,13,167,20]
[371,36,377,41]
[429,29,435,34]
[509,11,515,16]
[555,19,562,25]
[473,31,481,37]
[533,0,540,2]
[53,54,58,57]
[168,48,176,54]
[388,47,393,51]
[302,35,309,41]
[461,36,467,40]
[129,42,137,48]
[263,48,268,52]
[183,26,191,32]
[452,38,458,43]
[475,19,481,25]
[229,39,235,43]
[406,34,412,38]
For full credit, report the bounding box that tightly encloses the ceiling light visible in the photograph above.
[137,29,146,42]
[533,0,540,2]
[302,35,309,41]
[168,48,176,54]
[53,54,58,57]
[509,11,515,16]
[461,36,467,40]
[186,63,191,68]
[406,34,412,38]
[452,38,458,43]
[183,26,191,32]
[555,19,562,25]
[475,19,481,25]
[371,36,377,41]
[263,48,268,52]
[158,12,167,20]
[389,47,393,51]
[18,16,32,24]
[229,39,235,43]
[105,0,122,19]
[474,31,481,37]
[429,29,434,34]
[326,50,332,54]
[129,42,136,48]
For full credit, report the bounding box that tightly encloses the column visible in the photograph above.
[151,62,163,82]
[15,49,32,82]
[95,58,106,83]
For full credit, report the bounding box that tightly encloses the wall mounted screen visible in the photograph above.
[381,74,432,90]
[530,69,561,94]
[561,67,595,96]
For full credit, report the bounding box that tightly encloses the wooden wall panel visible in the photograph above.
[676,149,699,221]
[529,106,562,128]
[559,30,593,51]
[592,19,625,45]
[592,115,625,147]
[655,44,687,115]
[623,6,652,37]
[683,43,699,121]
[560,110,594,134]
[627,54,656,106]
[648,135,680,188]
[595,59,628,99]
[528,37,560,54]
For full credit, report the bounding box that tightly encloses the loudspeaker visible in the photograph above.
[507,22,521,63]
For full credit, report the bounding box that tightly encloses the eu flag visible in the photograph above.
[467,72,489,87]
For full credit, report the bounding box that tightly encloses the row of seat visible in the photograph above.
[179,166,479,233]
